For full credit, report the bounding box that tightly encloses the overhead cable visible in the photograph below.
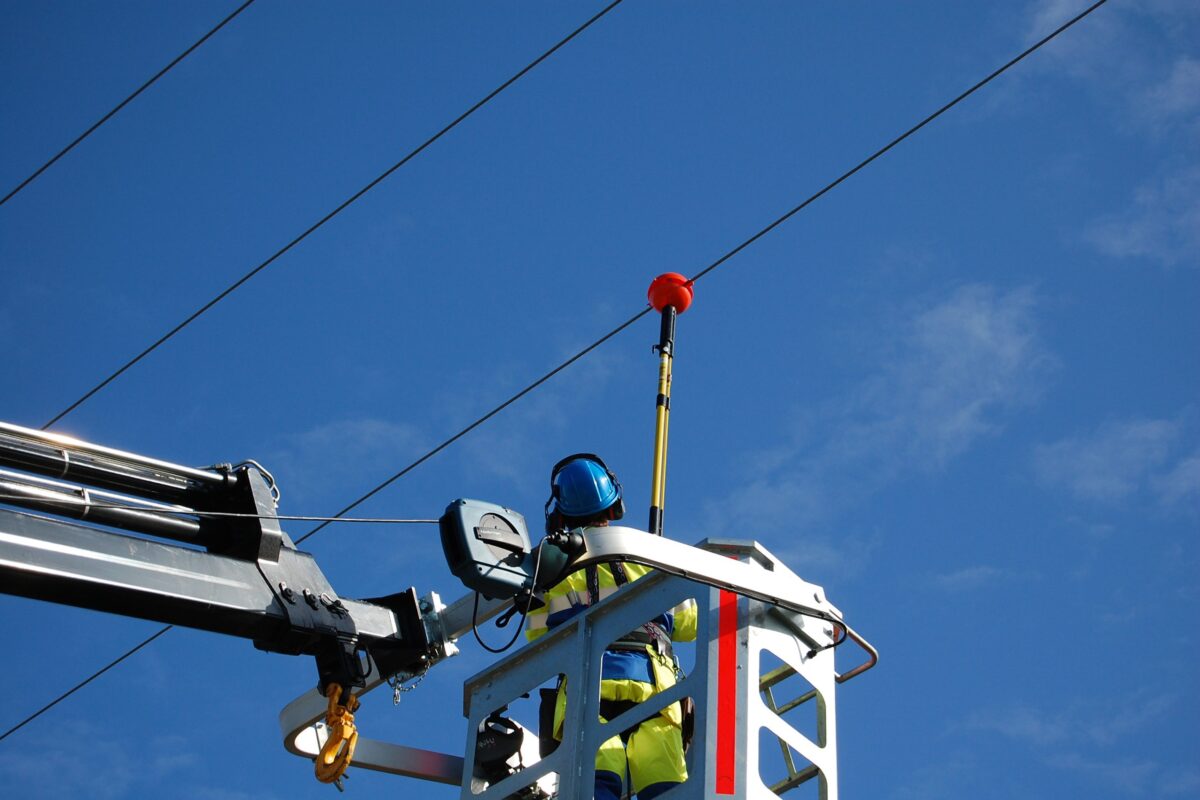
[689,0,1111,287]
[1,0,259,208]
[1,0,1108,746]
[0,626,171,744]
[292,307,649,546]
[41,0,626,431]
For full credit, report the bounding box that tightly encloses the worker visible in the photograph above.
[526,454,697,800]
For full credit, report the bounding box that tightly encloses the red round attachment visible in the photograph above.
[647,272,694,314]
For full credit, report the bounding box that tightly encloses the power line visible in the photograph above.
[0,0,258,209]
[0,626,171,743]
[41,0,627,431]
[292,306,651,546]
[1,0,1108,746]
[689,0,1111,287]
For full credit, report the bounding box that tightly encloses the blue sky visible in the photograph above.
[1,1,1197,798]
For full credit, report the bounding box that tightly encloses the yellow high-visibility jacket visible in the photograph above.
[526,561,697,734]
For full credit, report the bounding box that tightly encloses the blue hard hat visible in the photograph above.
[551,455,622,518]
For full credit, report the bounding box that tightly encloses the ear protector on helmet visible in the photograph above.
[544,453,625,534]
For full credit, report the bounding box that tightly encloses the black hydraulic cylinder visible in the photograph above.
[0,468,206,544]
[0,421,235,505]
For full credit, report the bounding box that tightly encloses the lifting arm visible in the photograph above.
[0,421,437,702]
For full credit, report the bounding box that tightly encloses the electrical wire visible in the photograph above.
[40,0,626,431]
[688,0,1111,288]
[471,592,528,654]
[293,306,649,547]
[1,0,1109,746]
[472,537,546,654]
[0,626,171,743]
[0,0,258,209]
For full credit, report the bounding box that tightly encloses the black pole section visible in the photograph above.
[658,307,677,357]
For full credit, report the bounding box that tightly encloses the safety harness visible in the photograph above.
[540,562,693,755]
[587,563,674,655]
[588,563,679,742]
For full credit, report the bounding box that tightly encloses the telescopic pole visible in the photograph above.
[646,273,693,536]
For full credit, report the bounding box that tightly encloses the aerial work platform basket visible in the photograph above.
[280,533,876,799]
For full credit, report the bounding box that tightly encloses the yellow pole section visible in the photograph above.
[649,306,676,535]
[660,358,671,513]
[650,349,671,503]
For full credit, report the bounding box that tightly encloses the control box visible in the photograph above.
[440,499,534,600]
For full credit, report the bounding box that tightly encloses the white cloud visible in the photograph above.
[1084,692,1178,746]
[1139,56,1200,128]
[266,417,428,501]
[966,705,1071,746]
[1160,767,1200,795]
[180,789,283,800]
[1153,449,1200,509]
[1025,0,1124,63]
[932,565,1034,591]
[1047,753,1160,794]
[1034,416,1199,508]
[964,691,1176,750]
[453,347,625,487]
[858,285,1048,466]
[1034,417,1178,501]
[0,723,197,800]
[768,530,884,584]
[845,285,1046,463]
[1022,3,1200,268]
[1024,0,1200,98]
[1027,0,1118,47]
[889,753,978,800]
[1084,166,1200,268]
[703,285,1049,551]
[1065,514,1117,538]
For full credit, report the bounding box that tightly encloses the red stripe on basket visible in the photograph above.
[716,589,738,794]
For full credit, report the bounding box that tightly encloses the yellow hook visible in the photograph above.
[314,683,360,786]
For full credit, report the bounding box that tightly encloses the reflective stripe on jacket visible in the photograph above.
[525,561,698,733]
[526,561,697,644]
